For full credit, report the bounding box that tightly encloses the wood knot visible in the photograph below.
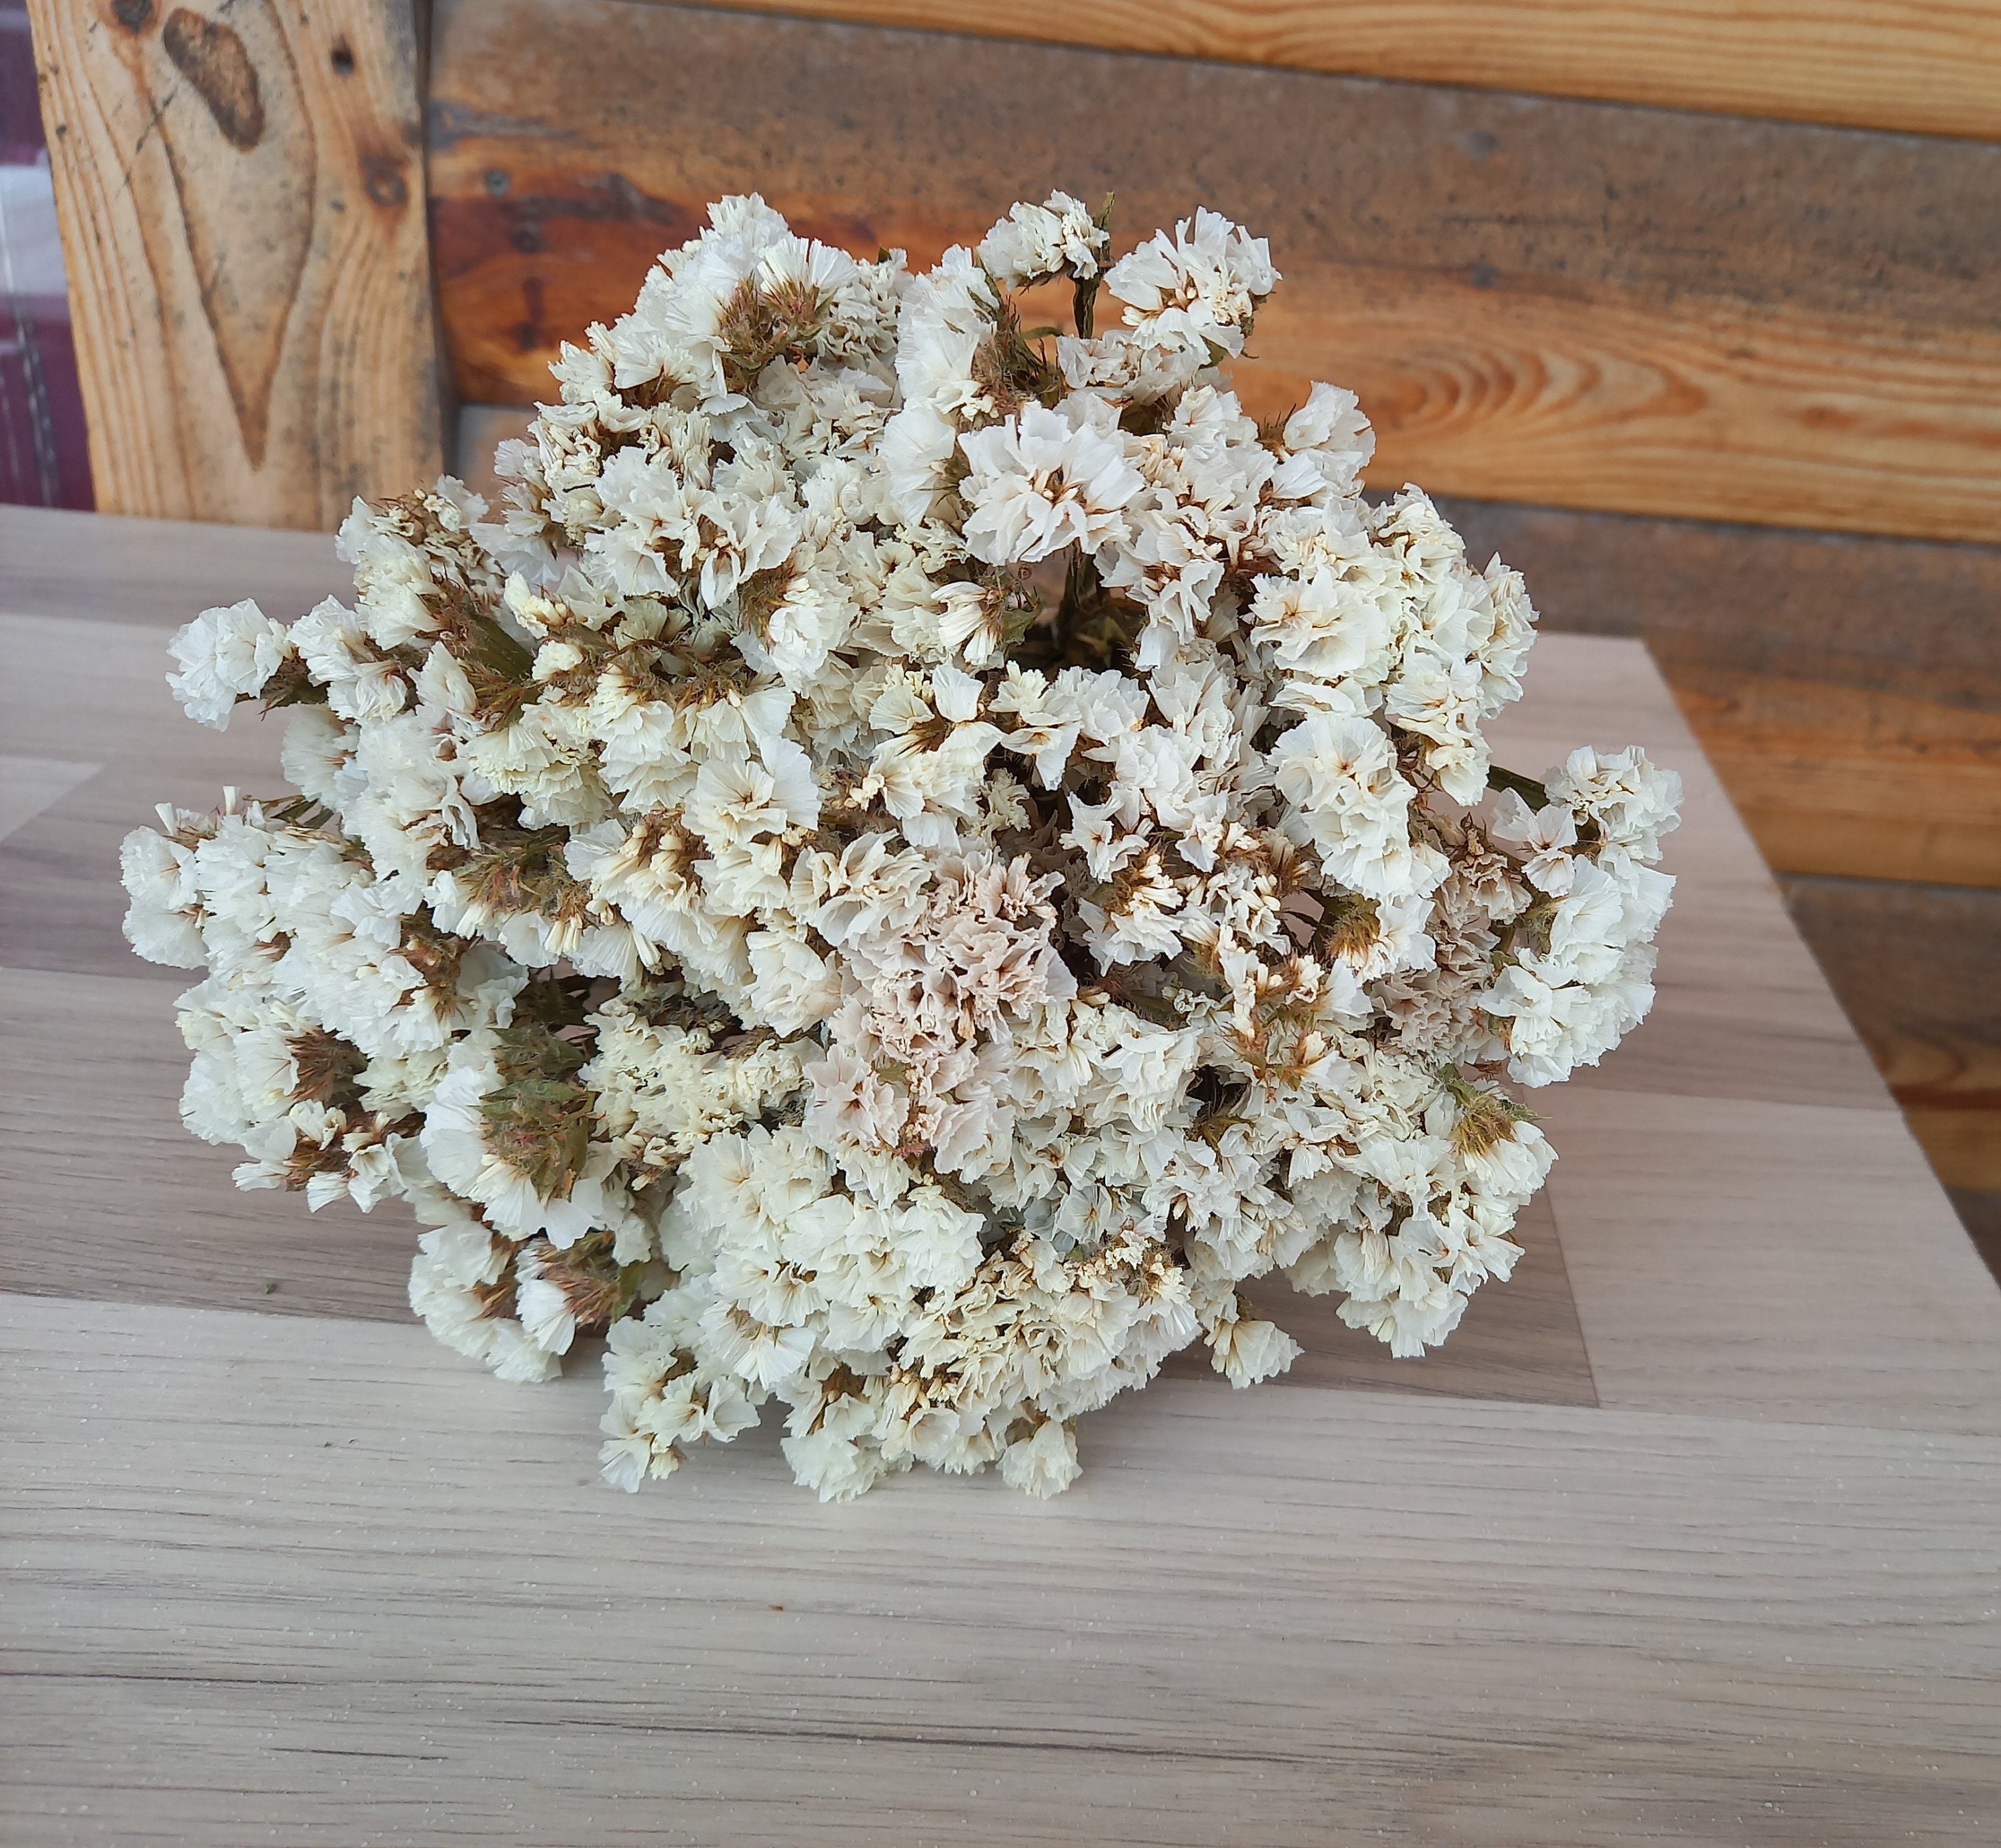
[161,7,263,151]
[364,155,410,209]
[111,0,156,32]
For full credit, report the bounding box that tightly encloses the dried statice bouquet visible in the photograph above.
[123,193,1680,1499]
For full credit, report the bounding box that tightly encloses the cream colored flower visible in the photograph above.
[123,193,1677,1503]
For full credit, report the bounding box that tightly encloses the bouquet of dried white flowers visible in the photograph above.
[123,193,1679,1499]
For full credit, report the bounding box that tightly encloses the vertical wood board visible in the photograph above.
[27,0,444,528]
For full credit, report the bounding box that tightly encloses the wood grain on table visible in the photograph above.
[1436,501,2001,894]
[5,510,2000,1844]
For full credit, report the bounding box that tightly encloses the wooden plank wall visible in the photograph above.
[25,0,445,526]
[423,0,2001,1228]
[432,3,2001,546]
[1782,874,2001,1204]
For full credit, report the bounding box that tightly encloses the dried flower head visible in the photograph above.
[125,193,1679,1501]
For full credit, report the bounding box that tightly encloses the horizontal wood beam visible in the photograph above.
[428,0,2001,544]
[28,0,446,528]
[686,1,2001,143]
[1782,874,2001,1195]
[456,401,2001,894]
[1439,501,2001,891]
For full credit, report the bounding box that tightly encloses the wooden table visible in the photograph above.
[5,503,2000,1845]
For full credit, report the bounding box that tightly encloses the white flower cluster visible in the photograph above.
[123,194,1680,1500]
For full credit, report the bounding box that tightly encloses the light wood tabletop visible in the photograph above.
[5,502,2000,1845]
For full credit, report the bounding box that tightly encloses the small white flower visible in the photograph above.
[167,600,292,728]
[958,404,1144,566]
[998,1419,1081,1499]
[978,191,1107,287]
[1210,1312,1303,1389]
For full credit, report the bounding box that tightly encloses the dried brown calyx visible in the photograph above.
[257,654,329,714]
[399,912,472,998]
[261,794,339,832]
[620,369,691,411]
[458,822,592,929]
[1312,892,1382,964]
[1227,956,1341,1088]
[426,586,537,725]
[1187,1068,1252,1147]
[493,1022,590,1083]
[532,1230,656,1335]
[480,1074,594,1200]
[971,291,1063,417]
[734,564,799,644]
[511,970,605,1038]
[1500,892,1561,962]
[279,1134,354,1191]
[1439,1063,1537,1156]
[469,1273,518,1322]
[718,272,830,393]
[800,1362,870,1433]
[1255,405,1297,452]
[288,1027,368,1110]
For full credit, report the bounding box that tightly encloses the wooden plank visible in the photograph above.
[427,0,2001,543]
[0,757,99,842]
[0,968,419,1323]
[1782,876,2001,1193]
[0,503,352,628]
[1539,1084,2001,1435]
[1443,500,2001,890]
[689,1,2001,144]
[25,0,445,528]
[9,517,1992,1837]
[10,514,1996,1842]
[7,1294,2001,1845]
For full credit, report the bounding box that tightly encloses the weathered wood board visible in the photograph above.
[1440,500,2001,892]
[9,1295,2001,1846]
[428,0,2001,543]
[690,0,2001,143]
[25,0,446,527]
[1783,874,2001,1194]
